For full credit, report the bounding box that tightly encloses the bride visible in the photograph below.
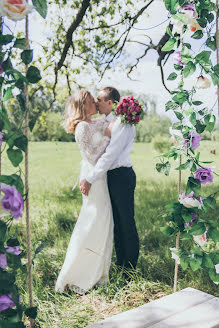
[55,90,114,294]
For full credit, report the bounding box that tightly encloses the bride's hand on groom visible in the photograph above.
[80,179,91,196]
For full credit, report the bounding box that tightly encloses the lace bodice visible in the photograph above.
[75,118,110,166]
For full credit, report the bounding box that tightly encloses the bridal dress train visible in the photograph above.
[55,118,114,294]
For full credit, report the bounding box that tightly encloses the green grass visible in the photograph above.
[2,140,219,327]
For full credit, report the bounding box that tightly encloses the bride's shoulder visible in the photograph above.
[75,121,90,135]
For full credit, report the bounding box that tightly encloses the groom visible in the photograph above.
[80,87,139,270]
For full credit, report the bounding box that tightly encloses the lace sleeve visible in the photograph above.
[75,121,110,165]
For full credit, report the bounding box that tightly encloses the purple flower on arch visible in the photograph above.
[0,253,7,269]
[195,167,214,185]
[184,131,201,150]
[184,212,197,228]
[1,184,24,220]
[5,245,21,255]
[0,295,15,312]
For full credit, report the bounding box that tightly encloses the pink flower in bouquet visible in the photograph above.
[112,96,143,125]
[0,0,32,21]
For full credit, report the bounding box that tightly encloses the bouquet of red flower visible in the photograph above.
[112,96,143,125]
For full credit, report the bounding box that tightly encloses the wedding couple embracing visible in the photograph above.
[55,87,140,294]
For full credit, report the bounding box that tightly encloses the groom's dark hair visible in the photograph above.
[101,87,120,103]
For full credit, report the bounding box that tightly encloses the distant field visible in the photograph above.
[2,140,219,328]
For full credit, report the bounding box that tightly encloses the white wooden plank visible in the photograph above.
[151,296,219,328]
[87,288,216,328]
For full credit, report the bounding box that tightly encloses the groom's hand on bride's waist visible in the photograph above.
[80,179,91,196]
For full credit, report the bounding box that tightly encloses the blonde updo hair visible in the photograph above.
[64,90,91,134]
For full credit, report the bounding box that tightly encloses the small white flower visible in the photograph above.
[179,194,202,209]
[215,264,219,274]
[171,18,185,36]
[170,247,180,264]
[193,232,207,247]
[195,76,211,89]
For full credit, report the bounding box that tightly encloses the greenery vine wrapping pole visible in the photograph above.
[0,1,47,326]
[216,0,219,117]
[25,9,34,328]
[156,0,219,289]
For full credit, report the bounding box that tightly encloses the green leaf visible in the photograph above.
[184,61,196,78]
[206,13,214,23]
[14,38,26,49]
[175,160,192,171]
[195,120,206,134]
[167,72,177,80]
[166,25,173,37]
[25,306,37,319]
[0,34,13,45]
[196,17,207,28]
[208,228,219,242]
[192,101,203,106]
[14,135,28,152]
[156,162,171,176]
[180,46,192,64]
[190,223,206,236]
[160,226,175,236]
[204,114,216,132]
[174,64,183,71]
[183,43,191,49]
[203,254,214,269]
[0,221,7,242]
[2,58,13,72]
[186,177,201,196]
[191,30,203,39]
[213,64,219,75]
[165,0,178,14]
[26,66,41,83]
[190,112,196,126]
[7,148,23,167]
[32,0,47,18]
[195,51,211,64]
[190,256,202,271]
[206,36,216,51]
[17,93,26,112]
[210,72,219,86]
[21,49,33,65]
[165,101,179,111]
[0,174,24,195]
[203,197,216,209]
[2,87,12,102]
[180,256,189,270]
[172,91,189,104]
[174,111,183,120]
[161,38,177,52]
[209,268,219,284]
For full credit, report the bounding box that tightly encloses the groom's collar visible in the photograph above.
[105,112,115,122]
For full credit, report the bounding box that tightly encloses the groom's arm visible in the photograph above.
[84,121,135,185]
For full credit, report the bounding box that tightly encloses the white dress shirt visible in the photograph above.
[86,112,136,184]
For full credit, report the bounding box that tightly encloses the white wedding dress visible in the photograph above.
[55,118,114,294]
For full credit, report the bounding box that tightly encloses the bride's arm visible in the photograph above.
[75,122,110,165]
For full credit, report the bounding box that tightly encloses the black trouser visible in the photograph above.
[107,167,139,269]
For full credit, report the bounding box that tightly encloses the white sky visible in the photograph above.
[4,0,218,121]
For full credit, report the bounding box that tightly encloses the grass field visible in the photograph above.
[3,140,219,328]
